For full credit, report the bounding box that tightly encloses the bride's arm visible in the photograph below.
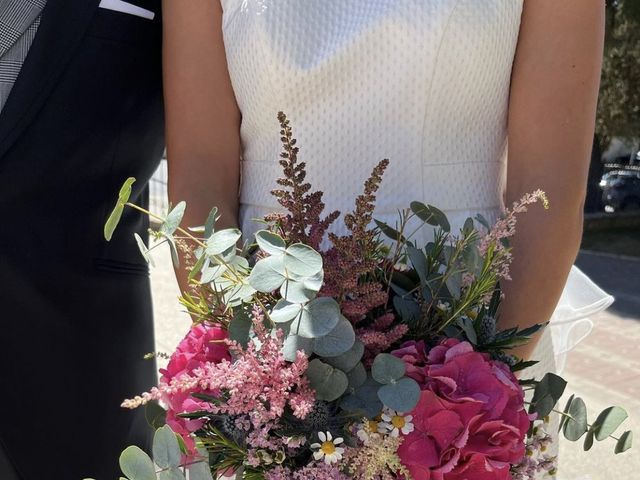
[501,0,605,360]
[162,0,241,292]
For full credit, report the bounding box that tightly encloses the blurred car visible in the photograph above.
[601,170,640,212]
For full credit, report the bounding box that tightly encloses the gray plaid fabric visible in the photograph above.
[0,0,47,112]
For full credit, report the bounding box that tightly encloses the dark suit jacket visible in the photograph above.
[0,1,164,478]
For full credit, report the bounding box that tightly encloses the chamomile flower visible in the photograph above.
[356,418,388,444]
[310,431,344,464]
[381,408,414,437]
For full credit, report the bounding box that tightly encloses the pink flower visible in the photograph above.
[160,323,231,381]
[158,323,231,449]
[393,339,530,479]
[391,340,429,384]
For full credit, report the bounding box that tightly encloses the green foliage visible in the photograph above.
[371,353,406,384]
[104,177,136,241]
[119,446,156,480]
[305,359,349,401]
[597,0,640,147]
[529,373,567,418]
[378,377,421,414]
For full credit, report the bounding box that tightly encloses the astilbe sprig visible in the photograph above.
[122,306,315,428]
[321,159,390,323]
[266,112,340,250]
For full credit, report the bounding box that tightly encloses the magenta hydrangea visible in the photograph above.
[392,339,531,480]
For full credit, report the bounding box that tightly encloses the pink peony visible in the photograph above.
[159,323,231,449]
[393,339,530,479]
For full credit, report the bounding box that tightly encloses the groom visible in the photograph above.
[0,1,164,479]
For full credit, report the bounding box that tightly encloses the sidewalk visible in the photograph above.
[150,246,639,479]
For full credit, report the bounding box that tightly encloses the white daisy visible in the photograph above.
[381,408,415,437]
[356,418,388,444]
[310,431,345,464]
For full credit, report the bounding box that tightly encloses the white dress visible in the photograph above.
[220,0,613,474]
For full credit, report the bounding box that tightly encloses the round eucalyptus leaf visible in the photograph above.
[371,353,406,385]
[255,230,286,256]
[324,340,364,372]
[206,229,242,256]
[119,446,156,480]
[593,406,628,441]
[282,335,314,362]
[378,377,421,413]
[312,317,355,357]
[281,270,324,303]
[615,431,633,454]
[270,300,303,324]
[248,256,286,292]
[291,297,341,339]
[153,425,182,469]
[284,243,323,277]
[563,397,588,441]
[346,362,367,390]
[305,359,348,401]
[340,378,383,418]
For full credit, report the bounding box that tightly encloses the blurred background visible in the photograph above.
[148,1,640,479]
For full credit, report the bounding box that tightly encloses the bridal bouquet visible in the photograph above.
[103,114,632,480]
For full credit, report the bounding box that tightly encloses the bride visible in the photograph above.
[161,0,611,476]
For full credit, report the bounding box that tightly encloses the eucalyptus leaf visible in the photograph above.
[456,317,477,345]
[445,271,462,299]
[393,295,421,325]
[584,429,595,451]
[248,256,287,292]
[280,271,323,303]
[134,233,155,267]
[290,297,341,339]
[282,335,314,362]
[206,229,242,256]
[255,230,287,256]
[531,373,567,418]
[187,460,214,480]
[346,362,367,390]
[615,431,633,454]
[284,244,323,277]
[153,425,182,469]
[323,340,364,372]
[119,446,156,480]
[270,300,303,324]
[159,468,185,480]
[593,406,628,441]
[201,264,227,284]
[378,377,421,413]
[204,207,219,238]
[563,397,588,441]
[340,378,384,418]
[305,359,349,401]
[104,203,125,241]
[162,201,186,236]
[313,317,355,357]
[371,353,406,385]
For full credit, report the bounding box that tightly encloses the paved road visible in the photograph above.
[150,247,640,480]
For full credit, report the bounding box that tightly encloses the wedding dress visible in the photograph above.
[220,0,613,475]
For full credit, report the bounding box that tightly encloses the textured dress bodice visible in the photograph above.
[221,0,524,236]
